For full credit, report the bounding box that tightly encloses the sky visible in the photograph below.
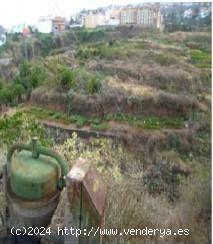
[0,0,143,29]
[0,0,205,29]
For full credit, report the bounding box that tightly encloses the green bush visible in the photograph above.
[71,67,104,94]
[0,41,12,58]
[0,83,25,105]
[111,113,184,129]
[168,133,180,150]
[70,115,87,127]
[191,50,210,62]
[91,123,109,131]
[44,64,104,94]
[0,112,50,147]
[0,80,4,90]
[59,68,75,90]
[19,60,31,79]
[152,53,175,66]
[13,61,45,100]
[91,117,101,125]
[76,29,105,43]
[50,112,63,120]
[143,117,183,129]
[200,70,211,89]
[98,45,127,60]
[87,77,102,94]
[190,49,211,68]
[0,88,12,104]
[49,47,69,55]
[75,47,98,59]
[16,60,32,91]
[11,84,25,103]
[0,61,47,105]
[185,33,211,53]
[11,33,20,42]
[30,65,47,87]
[37,33,56,56]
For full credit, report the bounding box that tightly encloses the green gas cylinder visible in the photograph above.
[6,137,68,228]
[11,150,61,200]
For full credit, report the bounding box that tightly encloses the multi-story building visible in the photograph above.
[120,8,138,25]
[105,9,121,26]
[82,5,163,29]
[52,16,66,34]
[137,6,163,29]
[83,13,106,28]
[120,6,163,29]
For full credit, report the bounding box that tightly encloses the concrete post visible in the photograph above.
[65,158,107,244]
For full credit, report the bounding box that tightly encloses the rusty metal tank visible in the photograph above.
[5,137,68,228]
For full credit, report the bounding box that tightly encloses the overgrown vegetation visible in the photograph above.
[43,59,104,94]
[164,2,211,32]
[59,66,76,91]
[0,23,211,244]
[75,40,140,60]
[0,112,51,147]
[0,60,46,105]
[23,106,185,130]
[36,33,57,56]
[151,52,177,66]
[106,113,184,129]
[190,49,211,68]
[54,130,211,244]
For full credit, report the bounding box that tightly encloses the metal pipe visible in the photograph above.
[31,137,39,159]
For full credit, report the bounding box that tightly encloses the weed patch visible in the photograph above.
[152,53,176,66]
[106,113,184,129]
[190,49,211,68]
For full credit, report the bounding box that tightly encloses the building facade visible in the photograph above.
[105,9,121,26]
[52,17,66,34]
[82,5,163,30]
[120,6,163,29]
[120,8,137,25]
[83,14,105,28]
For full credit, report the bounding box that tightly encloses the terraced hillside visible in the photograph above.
[0,27,211,244]
[24,30,210,150]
